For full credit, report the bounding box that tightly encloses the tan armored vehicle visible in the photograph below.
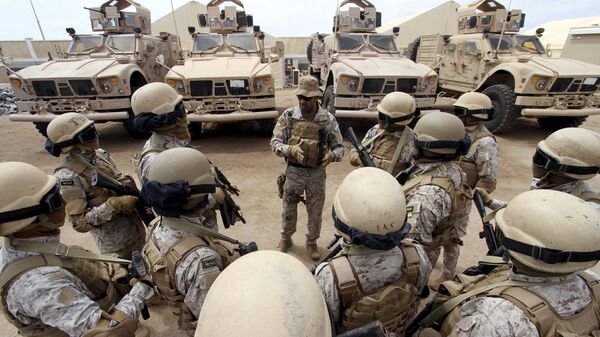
[7,0,181,138]
[165,0,281,137]
[410,0,600,133]
[307,0,438,125]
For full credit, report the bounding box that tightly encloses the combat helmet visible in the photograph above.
[377,92,417,126]
[0,162,63,236]
[196,251,332,337]
[452,92,495,122]
[496,189,600,274]
[413,111,470,157]
[332,167,410,250]
[45,113,97,156]
[533,127,600,180]
[142,148,215,217]
[131,83,187,132]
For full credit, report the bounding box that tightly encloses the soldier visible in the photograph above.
[349,91,417,176]
[271,75,344,260]
[140,147,250,329]
[403,111,471,287]
[432,190,600,336]
[314,167,432,335]
[0,161,153,337]
[45,113,145,259]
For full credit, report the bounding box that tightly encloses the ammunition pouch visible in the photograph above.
[288,120,326,168]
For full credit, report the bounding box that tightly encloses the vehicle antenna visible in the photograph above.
[29,0,46,41]
[170,0,183,50]
[494,0,512,58]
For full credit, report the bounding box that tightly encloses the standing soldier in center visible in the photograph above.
[349,91,417,175]
[271,75,344,260]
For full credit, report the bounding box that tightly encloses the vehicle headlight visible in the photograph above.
[420,80,429,90]
[167,79,186,94]
[340,75,359,92]
[532,76,549,91]
[98,77,118,93]
[10,78,21,89]
[253,75,272,92]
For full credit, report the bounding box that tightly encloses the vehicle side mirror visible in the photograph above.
[393,26,400,37]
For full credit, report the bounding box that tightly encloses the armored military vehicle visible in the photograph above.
[307,0,438,125]
[410,0,600,133]
[7,0,181,138]
[165,0,281,137]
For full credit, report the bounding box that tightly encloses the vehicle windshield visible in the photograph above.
[337,33,364,51]
[227,33,257,52]
[192,34,223,52]
[487,34,515,52]
[514,35,546,54]
[68,35,103,54]
[106,35,136,53]
[368,34,397,52]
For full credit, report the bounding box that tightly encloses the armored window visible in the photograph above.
[337,34,364,51]
[143,38,157,53]
[106,18,118,29]
[458,18,465,29]
[488,34,514,51]
[465,41,480,55]
[193,34,223,52]
[369,34,397,52]
[91,19,103,30]
[68,35,103,54]
[481,15,492,26]
[124,14,137,27]
[514,35,545,54]
[228,33,257,52]
[106,35,136,53]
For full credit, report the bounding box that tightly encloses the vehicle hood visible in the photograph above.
[170,56,271,79]
[335,56,433,77]
[16,58,130,79]
[503,55,600,77]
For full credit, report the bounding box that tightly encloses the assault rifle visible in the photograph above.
[346,127,375,167]
[311,234,343,274]
[212,165,246,228]
[91,169,155,227]
[338,321,388,337]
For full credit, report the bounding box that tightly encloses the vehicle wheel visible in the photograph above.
[34,122,49,137]
[322,85,348,133]
[122,111,151,139]
[537,116,587,131]
[482,84,519,134]
[406,37,421,62]
[188,122,203,140]
[256,119,276,137]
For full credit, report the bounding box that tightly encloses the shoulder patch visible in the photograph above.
[201,257,218,269]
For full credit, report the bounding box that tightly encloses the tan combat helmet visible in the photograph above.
[452,92,495,122]
[0,162,63,236]
[333,167,410,250]
[534,127,600,180]
[377,92,417,126]
[131,82,183,116]
[45,113,97,156]
[196,250,333,337]
[414,111,469,155]
[496,189,600,274]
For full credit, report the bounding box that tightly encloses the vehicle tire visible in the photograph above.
[322,85,348,133]
[34,122,49,137]
[406,37,421,62]
[123,110,151,139]
[482,84,519,134]
[188,122,203,139]
[537,116,587,131]
[257,119,276,137]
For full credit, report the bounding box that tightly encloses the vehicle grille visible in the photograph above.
[567,80,581,93]
[190,80,213,96]
[215,82,227,96]
[32,81,58,97]
[226,79,250,95]
[383,81,395,94]
[69,80,97,96]
[361,78,384,94]
[397,78,418,93]
[549,78,573,92]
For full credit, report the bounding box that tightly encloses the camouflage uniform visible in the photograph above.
[350,124,415,176]
[405,162,469,278]
[55,149,145,258]
[443,269,597,337]
[531,178,600,213]
[0,236,152,337]
[314,242,431,324]
[271,106,344,244]
[136,133,191,183]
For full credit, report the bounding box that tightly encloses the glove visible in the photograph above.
[321,152,335,167]
[474,187,492,207]
[106,196,138,215]
[288,145,305,163]
[212,187,225,205]
[349,151,361,167]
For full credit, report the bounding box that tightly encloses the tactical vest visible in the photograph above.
[0,253,127,337]
[403,163,471,249]
[368,128,414,176]
[571,182,600,205]
[287,115,329,168]
[438,269,600,337]
[457,125,496,191]
[329,242,421,334]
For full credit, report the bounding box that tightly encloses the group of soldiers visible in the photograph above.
[0,75,600,336]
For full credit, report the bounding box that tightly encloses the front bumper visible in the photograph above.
[9,111,130,122]
[9,97,132,122]
[184,96,277,122]
[334,95,436,119]
[517,94,600,117]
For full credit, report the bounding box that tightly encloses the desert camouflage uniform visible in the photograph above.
[405,162,468,278]
[150,215,222,317]
[350,124,415,176]
[0,236,152,337]
[444,269,596,337]
[315,242,431,323]
[136,133,191,183]
[531,178,600,213]
[55,150,145,258]
[271,106,344,244]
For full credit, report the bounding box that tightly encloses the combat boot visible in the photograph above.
[278,238,292,253]
[306,243,321,261]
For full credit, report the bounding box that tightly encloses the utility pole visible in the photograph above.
[29,0,46,41]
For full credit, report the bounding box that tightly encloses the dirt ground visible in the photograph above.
[1,89,600,336]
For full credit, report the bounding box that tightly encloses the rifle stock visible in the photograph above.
[346,127,375,167]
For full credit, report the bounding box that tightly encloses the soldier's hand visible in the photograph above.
[349,152,361,167]
[474,187,492,207]
[106,196,138,215]
[212,187,225,205]
[321,152,335,167]
[288,145,305,163]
